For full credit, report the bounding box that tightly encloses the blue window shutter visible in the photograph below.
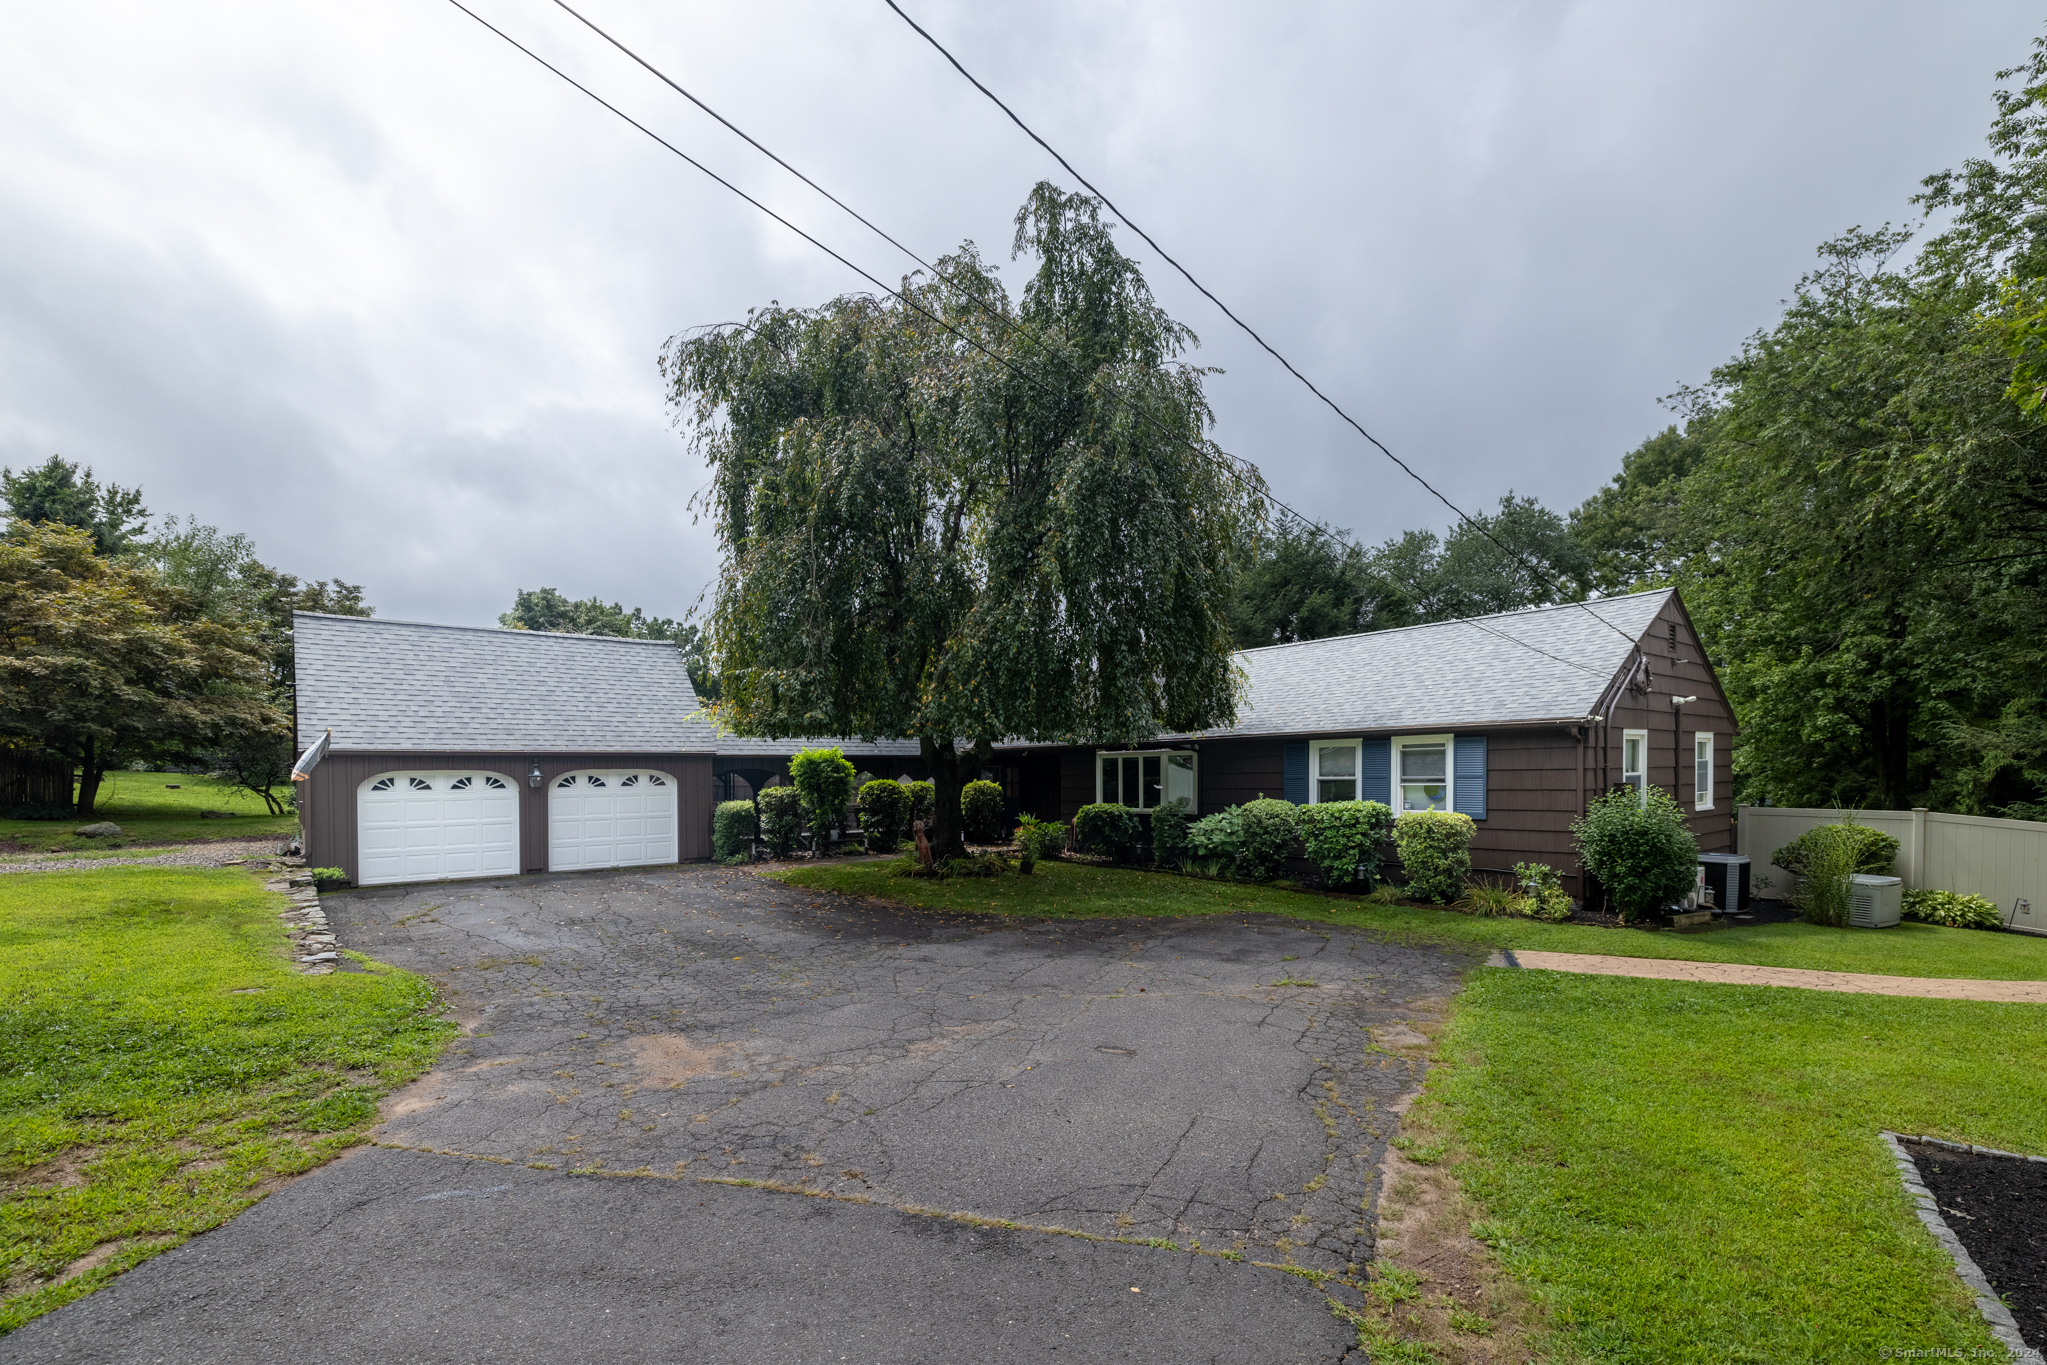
[1453,735,1487,820]
[1360,737,1391,806]
[1282,743,1309,805]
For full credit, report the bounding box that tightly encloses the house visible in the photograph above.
[294,586,1733,896]
[979,587,1734,893]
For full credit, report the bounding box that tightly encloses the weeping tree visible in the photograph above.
[666,184,1255,859]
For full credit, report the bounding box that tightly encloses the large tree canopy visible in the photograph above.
[0,522,279,814]
[1,455,149,557]
[666,184,1254,856]
[500,586,715,698]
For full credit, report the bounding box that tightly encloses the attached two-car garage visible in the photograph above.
[354,768,679,887]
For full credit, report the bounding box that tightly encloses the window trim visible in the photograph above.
[1391,733,1454,814]
[1095,749,1198,814]
[1621,728,1649,805]
[1694,731,1713,811]
[1307,738,1364,805]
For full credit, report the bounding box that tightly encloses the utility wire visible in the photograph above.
[880,0,1642,653]
[443,0,1611,680]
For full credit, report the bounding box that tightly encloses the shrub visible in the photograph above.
[1236,798,1301,882]
[1453,879,1527,917]
[756,785,804,858]
[905,781,934,828]
[961,779,1007,844]
[712,800,757,860]
[1513,862,1573,922]
[1902,889,2003,930]
[789,747,857,854]
[1297,799,1395,888]
[1074,803,1139,861]
[857,779,911,852]
[1392,809,1476,903]
[891,851,1012,880]
[1015,812,1064,862]
[1188,806,1244,867]
[1571,788,1698,922]
[1788,824,1862,927]
[307,867,348,886]
[1149,800,1192,868]
[1361,884,1404,906]
[1773,823,1899,879]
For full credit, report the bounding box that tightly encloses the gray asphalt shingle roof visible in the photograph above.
[295,613,713,753]
[1199,589,1670,739]
[298,590,1668,756]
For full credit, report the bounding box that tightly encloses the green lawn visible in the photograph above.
[0,866,455,1333]
[1412,969,2043,1362]
[773,858,2047,981]
[0,775,298,853]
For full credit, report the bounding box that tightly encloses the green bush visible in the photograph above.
[1188,806,1244,867]
[789,747,857,854]
[905,780,935,828]
[307,866,348,886]
[1296,799,1395,888]
[1149,800,1192,868]
[1513,861,1574,922]
[1454,879,1527,917]
[1571,789,1698,922]
[712,800,757,860]
[1015,812,1064,862]
[1074,803,1139,861]
[756,785,804,858]
[1902,889,2004,930]
[1393,809,1477,903]
[1235,798,1301,881]
[891,851,1012,880]
[1773,823,1899,879]
[857,779,911,852]
[961,779,1007,844]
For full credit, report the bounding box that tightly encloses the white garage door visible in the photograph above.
[549,770,678,871]
[357,771,520,886]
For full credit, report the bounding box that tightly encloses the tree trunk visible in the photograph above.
[75,738,103,816]
[919,737,990,863]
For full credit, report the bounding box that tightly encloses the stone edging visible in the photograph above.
[1879,1130,2038,1359]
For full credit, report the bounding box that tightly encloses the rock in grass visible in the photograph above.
[74,822,122,837]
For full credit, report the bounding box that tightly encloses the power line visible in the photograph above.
[442,0,1610,681]
[879,0,1643,654]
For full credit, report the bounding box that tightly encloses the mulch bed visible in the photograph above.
[1906,1141,2047,1350]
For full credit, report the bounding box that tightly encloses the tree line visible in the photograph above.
[0,456,369,815]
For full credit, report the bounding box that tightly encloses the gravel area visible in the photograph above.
[0,838,291,875]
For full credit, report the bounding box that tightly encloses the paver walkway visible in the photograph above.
[1498,948,2047,1003]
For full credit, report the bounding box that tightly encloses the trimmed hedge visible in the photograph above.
[1393,809,1476,903]
[857,779,911,852]
[789,748,856,852]
[712,800,757,860]
[1235,798,1300,882]
[1572,789,1697,921]
[756,786,804,858]
[1773,824,1899,879]
[1074,803,1138,861]
[961,780,1006,844]
[1149,800,1192,868]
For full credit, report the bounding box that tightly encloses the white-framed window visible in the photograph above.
[1694,732,1713,811]
[1622,729,1649,804]
[1392,734,1453,812]
[1097,750,1197,813]
[1309,738,1362,804]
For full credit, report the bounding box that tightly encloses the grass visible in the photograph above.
[0,775,298,853]
[771,858,2047,981]
[1410,968,2046,1362]
[0,865,456,1333]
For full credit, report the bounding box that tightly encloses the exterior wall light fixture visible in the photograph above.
[529,761,543,788]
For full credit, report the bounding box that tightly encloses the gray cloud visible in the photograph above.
[1,0,2036,624]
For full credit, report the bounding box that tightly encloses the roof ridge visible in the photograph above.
[293,611,684,647]
[1233,588,1670,657]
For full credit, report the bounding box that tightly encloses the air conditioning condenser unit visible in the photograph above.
[1848,874,1903,929]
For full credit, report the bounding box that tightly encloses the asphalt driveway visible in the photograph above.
[11,863,1480,1364]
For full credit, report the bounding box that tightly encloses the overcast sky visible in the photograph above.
[3,2,2038,627]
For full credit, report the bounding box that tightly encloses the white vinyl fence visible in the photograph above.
[1737,806,2047,936]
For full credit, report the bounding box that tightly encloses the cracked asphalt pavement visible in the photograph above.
[12,863,1482,1364]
